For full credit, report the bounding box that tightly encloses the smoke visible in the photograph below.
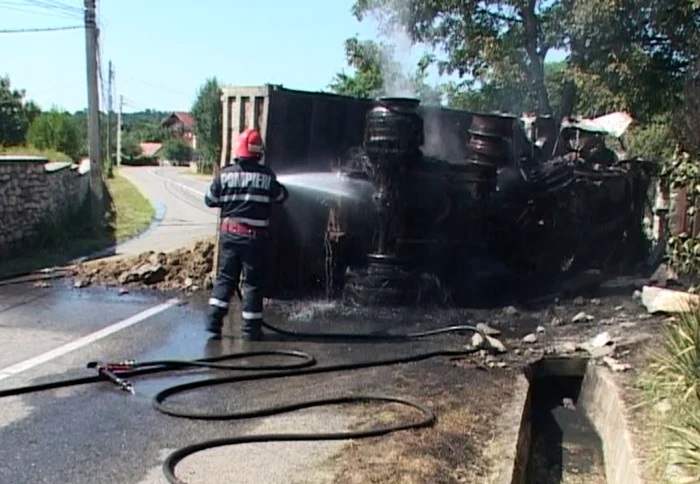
[362,3,465,160]
[358,2,422,99]
[377,25,418,98]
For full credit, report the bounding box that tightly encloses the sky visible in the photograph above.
[0,0,567,113]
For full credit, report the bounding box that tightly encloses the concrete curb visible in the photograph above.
[494,359,644,484]
[494,373,531,484]
[579,364,644,484]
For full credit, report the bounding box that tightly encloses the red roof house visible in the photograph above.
[161,112,197,149]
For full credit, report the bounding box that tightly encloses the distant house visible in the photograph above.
[139,142,163,158]
[161,112,197,149]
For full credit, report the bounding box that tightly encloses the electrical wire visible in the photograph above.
[0,0,83,21]
[23,0,83,15]
[0,24,81,33]
[120,75,193,97]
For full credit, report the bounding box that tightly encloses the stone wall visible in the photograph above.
[0,156,91,255]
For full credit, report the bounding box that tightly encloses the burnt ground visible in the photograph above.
[327,365,516,484]
[249,275,666,484]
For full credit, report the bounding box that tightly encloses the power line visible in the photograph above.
[0,24,81,33]
[120,75,193,97]
[0,0,83,20]
[22,0,83,15]
[0,4,81,21]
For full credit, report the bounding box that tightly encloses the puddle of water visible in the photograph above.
[286,301,341,322]
[120,298,486,408]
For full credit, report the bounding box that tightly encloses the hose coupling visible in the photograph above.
[105,360,137,372]
[86,360,136,372]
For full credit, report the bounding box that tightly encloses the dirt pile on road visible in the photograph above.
[73,237,216,291]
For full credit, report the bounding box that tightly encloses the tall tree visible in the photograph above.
[351,0,699,120]
[191,78,223,173]
[27,110,81,160]
[675,61,700,155]
[444,61,568,114]
[121,134,143,159]
[329,36,443,105]
[0,76,40,146]
[161,139,192,164]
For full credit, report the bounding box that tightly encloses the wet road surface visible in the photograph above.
[0,280,486,484]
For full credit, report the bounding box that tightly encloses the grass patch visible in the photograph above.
[634,305,700,483]
[0,169,154,280]
[0,145,73,163]
[106,169,155,241]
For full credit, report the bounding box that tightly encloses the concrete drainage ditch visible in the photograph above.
[496,357,643,484]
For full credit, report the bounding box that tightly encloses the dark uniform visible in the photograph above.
[204,134,288,340]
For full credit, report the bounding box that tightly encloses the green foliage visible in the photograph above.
[655,308,700,400]
[27,110,81,160]
[191,78,223,172]
[329,37,386,98]
[644,305,700,481]
[663,150,700,275]
[127,122,169,143]
[662,68,700,276]
[444,61,568,114]
[119,156,158,167]
[626,116,676,161]
[161,138,192,163]
[351,0,698,120]
[668,232,700,276]
[120,110,170,143]
[121,134,143,159]
[328,36,443,104]
[673,64,700,156]
[0,76,41,146]
[0,144,72,162]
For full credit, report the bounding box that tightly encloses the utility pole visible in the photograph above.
[106,60,114,178]
[84,0,103,222]
[117,95,123,167]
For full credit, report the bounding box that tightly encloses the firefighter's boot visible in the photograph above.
[206,307,227,336]
[241,318,264,341]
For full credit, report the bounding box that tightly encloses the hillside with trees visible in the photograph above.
[0,75,178,168]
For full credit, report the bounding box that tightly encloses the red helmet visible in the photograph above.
[234,128,265,159]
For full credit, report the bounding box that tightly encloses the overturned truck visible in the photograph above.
[219,85,656,307]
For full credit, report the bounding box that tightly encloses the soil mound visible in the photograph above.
[73,237,216,291]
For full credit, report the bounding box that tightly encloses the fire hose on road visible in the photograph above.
[0,318,487,484]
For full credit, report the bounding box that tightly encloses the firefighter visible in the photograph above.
[204,128,289,341]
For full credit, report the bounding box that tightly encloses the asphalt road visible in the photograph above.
[115,167,217,256]
[0,167,464,484]
[0,280,478,484]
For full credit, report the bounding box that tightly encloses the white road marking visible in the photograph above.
[147,169,205,196]
[0,298,180,381]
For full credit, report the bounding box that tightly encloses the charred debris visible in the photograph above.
[310,97,658,308]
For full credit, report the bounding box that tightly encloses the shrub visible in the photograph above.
[0,145,72,162]
[651,305,700,481]
[627,116,676,162]
[120,156,159,167]
[26,110,82,161]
